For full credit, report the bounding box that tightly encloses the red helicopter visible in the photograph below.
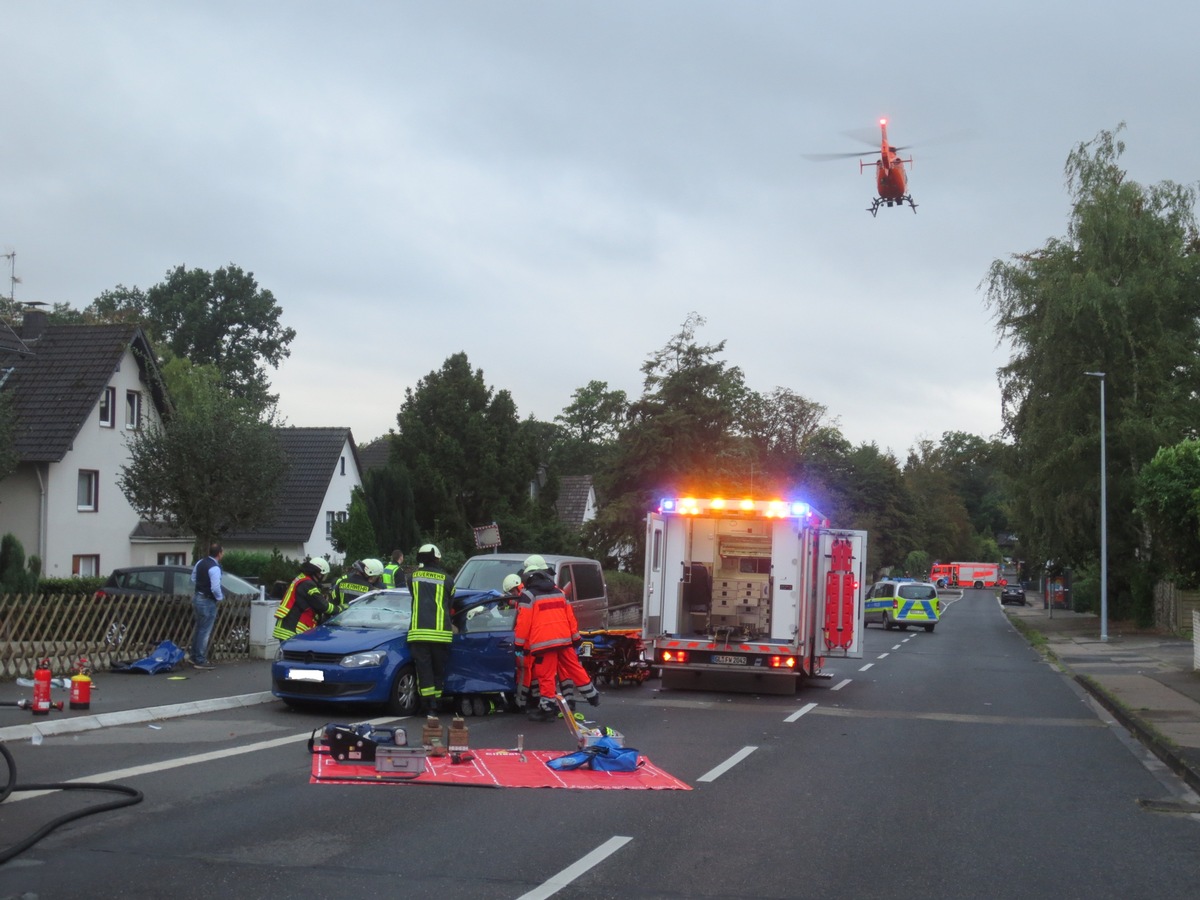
[806,118,917,217]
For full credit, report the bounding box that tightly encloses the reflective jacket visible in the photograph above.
[405,566,456,643]
[513,571,580,655]
[381,563,401,589]
[332,571,373,612]
[273,574,334,640]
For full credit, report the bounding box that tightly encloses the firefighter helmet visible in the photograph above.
[418,543,441,559]
[360,558,384,578]
[305,556,330,578]
[522,554,549,574]
[502,573,522,593]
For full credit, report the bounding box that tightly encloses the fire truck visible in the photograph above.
[642,496,868,694]
[928,561,1004,589]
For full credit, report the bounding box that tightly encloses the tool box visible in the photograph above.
[313,723,427,777]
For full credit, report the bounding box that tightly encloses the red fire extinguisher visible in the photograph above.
[32,657,53,715]
[70,657,92,710]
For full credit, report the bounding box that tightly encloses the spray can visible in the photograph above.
[32,658,52,715]
[70,657,92,710]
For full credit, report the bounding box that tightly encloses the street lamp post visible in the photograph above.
[1084,371,1108,642]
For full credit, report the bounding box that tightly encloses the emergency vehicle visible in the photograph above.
[929,562,1004,589]
[863,579,939,631]
[643,496,868,694]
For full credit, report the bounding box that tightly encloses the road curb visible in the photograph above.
[1074,673,1200,797]
[0,691,277,743]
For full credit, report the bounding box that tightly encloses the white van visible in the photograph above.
[454,553,609,631]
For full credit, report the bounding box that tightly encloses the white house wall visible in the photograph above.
[40,346,165,577]
[304,436,362,564]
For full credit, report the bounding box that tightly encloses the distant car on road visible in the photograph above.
[96,566,261,601]
[999,585,1028,606]
[864,580,940,632]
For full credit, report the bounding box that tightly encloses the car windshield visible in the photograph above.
[455,558,523,591]
[328,590,412,629]
[898,584,937,601]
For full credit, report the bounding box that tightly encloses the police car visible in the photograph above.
[863,579,940,632]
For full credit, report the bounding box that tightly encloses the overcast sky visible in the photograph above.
[3,2,1196,459]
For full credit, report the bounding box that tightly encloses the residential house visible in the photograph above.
[0,312,186,576]
[555,475,597,530]
[223,426,362,564]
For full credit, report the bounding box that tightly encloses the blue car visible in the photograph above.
[271,588,518,715]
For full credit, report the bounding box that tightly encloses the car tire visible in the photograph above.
[884,615,894,631]
[387,664,419,716]
[924,623,936,633]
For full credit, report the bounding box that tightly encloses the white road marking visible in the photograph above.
[697,746,757,782]
[892,644,902,650]
[785,702,818,722]
[859,663,874,671]
[830,679,851,691]
[517,835,632,900]
[9,715,401,803]
[877,652,890,659]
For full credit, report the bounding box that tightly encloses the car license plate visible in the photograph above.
[711,654,747,666]
[287,669,324,682]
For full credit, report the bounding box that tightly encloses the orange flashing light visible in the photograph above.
[660,649,689,664]
[769,656,797,669]
[658,496,819,520]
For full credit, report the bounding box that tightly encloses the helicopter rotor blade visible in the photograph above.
[802,150,881,162]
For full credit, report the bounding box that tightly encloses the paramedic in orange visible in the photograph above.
[513,555,600,721]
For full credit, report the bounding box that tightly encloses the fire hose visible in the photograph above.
[0,708,144,865]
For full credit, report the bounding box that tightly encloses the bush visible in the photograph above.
[605,570,643,608]
[0,533,38,596]
[38,576,105,596]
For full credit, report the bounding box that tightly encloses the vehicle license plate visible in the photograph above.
[711,655,747,666]
[287,669,324,682]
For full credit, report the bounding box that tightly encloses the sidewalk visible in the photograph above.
[0,659,276,743]
[1006,603,1200,795]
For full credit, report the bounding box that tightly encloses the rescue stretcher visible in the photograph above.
[576,629,651,688]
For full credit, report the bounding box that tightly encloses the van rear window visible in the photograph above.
[567,564,605,602]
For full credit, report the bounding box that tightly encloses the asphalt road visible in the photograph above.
[2,589,1198,899]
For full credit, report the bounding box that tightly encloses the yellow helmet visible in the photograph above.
[502,573,522,593]
[360,558,384,578]
[522,554,549,574]
[418,543,441,559]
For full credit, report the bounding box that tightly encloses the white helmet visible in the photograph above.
[502,573,522,593]
[360,558,384,578]
[522,554,549,574]
[418,543,441,559]
[305,556,330,577]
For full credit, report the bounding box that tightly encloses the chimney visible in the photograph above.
[20,308,49,341]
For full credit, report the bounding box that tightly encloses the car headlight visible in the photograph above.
[340,650,388,668]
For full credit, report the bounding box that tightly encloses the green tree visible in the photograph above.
[392,353,538,553]
[553,380,628,474]
[118,372,286,555]
[0,533,38,596]
[360,453,420,559]
[88,265,295,407]
[1136,440,1200,586]
[985,125,1200,618]
[331,489,379,563]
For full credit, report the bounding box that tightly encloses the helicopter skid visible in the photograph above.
[868,194,918,217]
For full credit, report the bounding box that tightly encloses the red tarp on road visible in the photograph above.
[310,747,691,791]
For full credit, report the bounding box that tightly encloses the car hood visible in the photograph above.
[281,624,408,655]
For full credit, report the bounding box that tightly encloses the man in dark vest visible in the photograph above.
[189,542,225,670]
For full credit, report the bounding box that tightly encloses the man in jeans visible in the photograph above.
[189,543,225,670]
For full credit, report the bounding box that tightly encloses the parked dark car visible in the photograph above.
[97,566,261,600]
[999,585,1028,606]
[454,553,609,630]
[271,588,517,716]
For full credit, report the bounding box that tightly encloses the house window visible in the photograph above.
[72,555,100,577]
[340,456,346,475]
[125,390,142,429]
[158,552,187,566]
[77,470,99,511]
[99,386,116,428]
[326,510,347,537]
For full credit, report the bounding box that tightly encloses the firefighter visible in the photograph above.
[381,550,405,589]
[405,543,456,716]
[513,554,600,721]
[272,556,335,641]
[502,572,537,710]
[331,558,384,613]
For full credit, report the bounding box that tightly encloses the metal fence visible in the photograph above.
[0,592,252,679]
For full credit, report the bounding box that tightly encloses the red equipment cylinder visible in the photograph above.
[32,657,52,715]
[70,658,92,710]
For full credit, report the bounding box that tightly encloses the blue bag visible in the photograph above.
[122,640,186,674]
[545,736,642,773]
